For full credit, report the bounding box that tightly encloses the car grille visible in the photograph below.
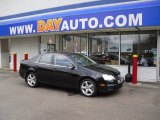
[111,75,122,84]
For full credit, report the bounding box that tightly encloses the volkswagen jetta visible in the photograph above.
[19,53,124,97]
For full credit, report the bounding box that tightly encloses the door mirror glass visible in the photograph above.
[68,63,76,70]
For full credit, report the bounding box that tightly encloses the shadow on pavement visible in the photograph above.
[39,84,80,96]
[97,90,121,98]
[19,81,122,97]
[38,83,122,97]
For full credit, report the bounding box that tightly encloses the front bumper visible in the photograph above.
[98,76,124,93]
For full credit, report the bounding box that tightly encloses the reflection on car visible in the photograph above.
[19,53,124,97]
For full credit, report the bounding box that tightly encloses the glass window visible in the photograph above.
[121,32,139,65]
[139,32,157,67]
[55,35,62,52]
[80,35,87,56]
[55,55,72,67]
[121,31,157,67]
[40,35,56,54]
[73,36,80,53]
[89,33,120,65]
[63,35,73,52]
[39,54,52,64]
[62,34,87,55]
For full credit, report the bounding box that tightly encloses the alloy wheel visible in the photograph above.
[80,80,97,97]
[27,73,37,87]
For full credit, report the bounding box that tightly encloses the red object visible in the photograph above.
[132,55,138,84]
[24,53,28,60]
[13,53,17,72]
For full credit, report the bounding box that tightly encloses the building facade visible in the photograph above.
[0,0,160,82]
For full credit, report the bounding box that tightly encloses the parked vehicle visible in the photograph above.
[19,53,124,97]
[90,54,111,64]
[108,53,128,65]
[90,53,128,65]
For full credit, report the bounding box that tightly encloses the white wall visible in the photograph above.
[0,0,96,17]
[108,65,157,82]
[10,37,40,70]
[1,53,9,68]
[0,39,9,68]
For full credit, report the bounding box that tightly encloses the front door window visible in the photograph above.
[55,55,72,67]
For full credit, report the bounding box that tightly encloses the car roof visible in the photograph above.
[41,52,80,56]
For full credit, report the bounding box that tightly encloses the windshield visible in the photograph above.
[69,54,97,66]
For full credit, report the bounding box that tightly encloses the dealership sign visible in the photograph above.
[37,13,142,32]
[0,6,160,36]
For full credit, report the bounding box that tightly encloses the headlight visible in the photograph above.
[102,74,115,81]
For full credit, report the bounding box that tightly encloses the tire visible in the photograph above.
[80,79,97,97]
[26,72,39,87]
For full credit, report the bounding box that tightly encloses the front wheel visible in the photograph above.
[80,79,97,97]
[26,72,38,87]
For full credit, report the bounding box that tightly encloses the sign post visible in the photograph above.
[132,54,138,84]
[13,53,17,72]
[24,53,28,60]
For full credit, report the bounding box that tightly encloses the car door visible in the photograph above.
[36,54,55,83]
[52,54,79,87]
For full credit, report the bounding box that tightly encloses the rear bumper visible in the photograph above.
[19,69,26,79]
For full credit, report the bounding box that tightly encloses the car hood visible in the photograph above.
[84,64,120,76]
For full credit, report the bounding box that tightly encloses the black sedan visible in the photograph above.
[19,53,124,97]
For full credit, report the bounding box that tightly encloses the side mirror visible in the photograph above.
[68,63,76,70]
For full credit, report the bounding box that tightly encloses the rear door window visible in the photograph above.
[39,54,53,64]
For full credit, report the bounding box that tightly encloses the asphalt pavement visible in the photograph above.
[0,69,160,120]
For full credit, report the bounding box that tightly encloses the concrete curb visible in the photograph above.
[124,82,160,89]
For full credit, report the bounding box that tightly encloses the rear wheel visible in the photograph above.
[80,79,97,97]
[26,72,38,87]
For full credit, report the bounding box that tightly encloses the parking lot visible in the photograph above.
[0,69,160,120]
